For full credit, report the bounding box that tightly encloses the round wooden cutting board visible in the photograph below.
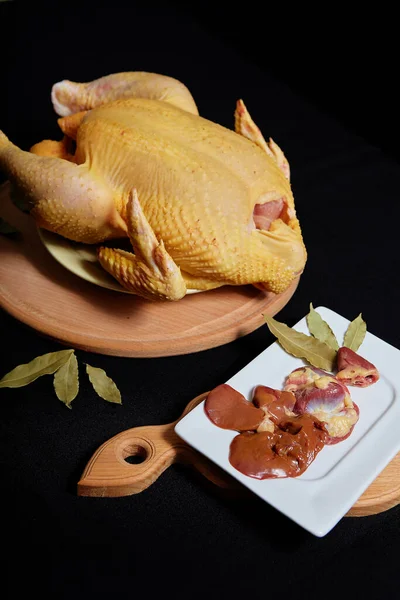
[0,182,299,357]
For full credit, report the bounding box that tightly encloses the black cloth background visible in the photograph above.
[1,2,399,597]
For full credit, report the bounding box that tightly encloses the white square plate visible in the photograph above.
[175,307,400,537]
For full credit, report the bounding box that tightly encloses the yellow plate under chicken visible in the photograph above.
[38,227,202,295]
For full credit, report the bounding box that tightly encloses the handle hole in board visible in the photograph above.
[123,443,148,465]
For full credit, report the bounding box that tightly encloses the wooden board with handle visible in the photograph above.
[78,393,400,517]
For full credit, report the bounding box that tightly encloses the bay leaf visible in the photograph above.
[86,364,122,404]
[263,315,337,371]
[343,313,367,351]
[0,217,19,235]
[306,303,339,350]
[53,352,79,408]
[0,349,74,388]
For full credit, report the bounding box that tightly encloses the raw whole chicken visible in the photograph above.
[0,72,307,301]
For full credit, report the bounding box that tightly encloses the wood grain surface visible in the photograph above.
[0,182,299,357]
[78,393,400,517]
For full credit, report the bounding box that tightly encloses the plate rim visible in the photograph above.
[37,227,202,295]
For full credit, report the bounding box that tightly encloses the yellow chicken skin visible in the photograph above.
[0,72,307,301]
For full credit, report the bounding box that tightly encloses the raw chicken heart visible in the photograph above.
[336,347,379,387]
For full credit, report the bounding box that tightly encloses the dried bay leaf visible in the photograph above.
[86,364,122,404]
[306,303,339,350]
[264,315,337,371]
[343,313,366,352]
[0,349,74,388]
[53,352,79,408]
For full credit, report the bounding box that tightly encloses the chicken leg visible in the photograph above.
[51,71,199,117]
[0,131,126,243]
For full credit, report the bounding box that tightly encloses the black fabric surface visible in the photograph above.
[1,2,399,597]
